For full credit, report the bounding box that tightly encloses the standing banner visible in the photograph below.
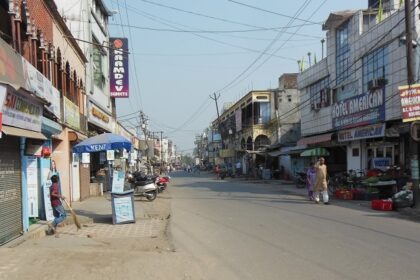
[111,170,125,193]
[109,38,129,98]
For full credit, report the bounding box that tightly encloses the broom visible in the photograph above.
[63,199,82,230]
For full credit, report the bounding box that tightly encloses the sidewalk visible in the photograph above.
[228,176,420,222]
[7,191,172,249]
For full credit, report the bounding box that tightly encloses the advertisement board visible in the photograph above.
[399,84,420,122]
[332,88,385,129]
[64,97,80,130]
[2,91,42,131]
[338,123,385,142]
[109,38,129,98]
[22,59,61,119]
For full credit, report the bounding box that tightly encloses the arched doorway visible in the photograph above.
[254,135,270,150]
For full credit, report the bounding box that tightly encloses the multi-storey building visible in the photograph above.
[298,0,412,174]
[0,0,87,244]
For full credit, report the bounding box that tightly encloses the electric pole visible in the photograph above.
[210,93,221,132]
[405,0,420,208]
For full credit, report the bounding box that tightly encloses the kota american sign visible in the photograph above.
[110,38,129,98]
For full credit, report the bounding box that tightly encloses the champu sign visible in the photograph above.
[110,38,129,98]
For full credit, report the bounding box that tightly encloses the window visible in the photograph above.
[336,21,350,84]
[309,76,330,110]
[287,95,292,102]
[362,46,389,93]
[92,38,105,89]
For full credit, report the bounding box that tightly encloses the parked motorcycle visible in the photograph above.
[156,175,170,193]
[127,172,158,201]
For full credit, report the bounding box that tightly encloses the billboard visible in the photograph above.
[110,38,129,98]
[399,84,420,122]
[332,88,385,129]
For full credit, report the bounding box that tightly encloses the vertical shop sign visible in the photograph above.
[109,38,129,98]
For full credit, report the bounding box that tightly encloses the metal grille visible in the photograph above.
[0,136,23,245]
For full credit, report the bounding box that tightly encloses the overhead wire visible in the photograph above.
[133,0,321,30]
[220,0,328,94]
[227,0,323,25]
[124,0,144,112]
[214,0,313,94]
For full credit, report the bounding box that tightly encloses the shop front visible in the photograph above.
[338,123,403,173]
[54,97,88,203]
[87,101,115,191]
[0,84,48,242]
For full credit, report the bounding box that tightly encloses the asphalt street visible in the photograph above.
[169,172,420,280]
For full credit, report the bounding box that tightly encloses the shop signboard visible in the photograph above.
[332,88,385,129]
[111,191,135,224]
[22,59,61,119]
[0,37,25,88]
[338,123,385,142]
[109,38,129,98]
[64,97,80,130]
[372,157,391,171]
[111,170,125,193]
[88,102,113,132]
[2,91,42,131]
[399,84,420,122]
[107,150,115,161]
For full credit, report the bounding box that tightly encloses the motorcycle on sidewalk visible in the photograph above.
[127,171,158,201]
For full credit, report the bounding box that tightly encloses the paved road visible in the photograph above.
[169,172,420,280]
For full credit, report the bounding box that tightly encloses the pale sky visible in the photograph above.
[106,0,366,153]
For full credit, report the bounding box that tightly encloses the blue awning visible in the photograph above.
[73,133,131,153]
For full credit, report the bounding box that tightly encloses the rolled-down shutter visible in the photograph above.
[0,136,23,245]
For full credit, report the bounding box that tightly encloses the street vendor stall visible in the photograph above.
[73,133,135,224]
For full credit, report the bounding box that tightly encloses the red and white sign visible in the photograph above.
[399,84,420,122]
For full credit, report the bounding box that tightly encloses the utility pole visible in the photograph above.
[159,131,163,174]
[405,0,420,208]
[139,111,150,168]
[210,93,221,130]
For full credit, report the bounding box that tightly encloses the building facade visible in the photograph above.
[298,0,412,174]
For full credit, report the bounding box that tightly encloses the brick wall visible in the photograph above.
[22,0,53,42]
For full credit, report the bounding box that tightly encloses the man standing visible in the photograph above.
[235,160,242,176]
[48,175,67,234]
[313,157,329,205]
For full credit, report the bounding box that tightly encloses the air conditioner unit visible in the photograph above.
[368,78,387,90]
[311,102,321,111]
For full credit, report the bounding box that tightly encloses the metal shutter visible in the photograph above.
[0,136,23,245]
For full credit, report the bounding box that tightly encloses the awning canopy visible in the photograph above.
[300,147,330,157]
[268,150,282,157]
[73,133,131,153]
[297,133,333,146]
[2,125,47,140]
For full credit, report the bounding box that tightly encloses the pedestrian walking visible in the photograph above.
[235,160,242,176]
[306,162,316,201]
[48,175,67,235]
[313,157,329,204]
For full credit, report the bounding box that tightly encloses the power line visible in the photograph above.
[107,22,321,35]
[214,0,313,94]
[133,0,321,29]
[227,0,322,25]
[124,0,144,111]
[220,0,328,94]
